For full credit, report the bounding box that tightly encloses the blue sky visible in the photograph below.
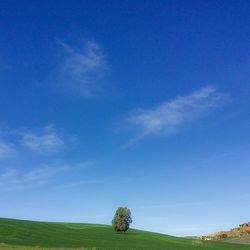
[0,0,250,236]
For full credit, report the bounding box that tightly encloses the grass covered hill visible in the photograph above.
[223,235,250,245]
[0,218,250,250]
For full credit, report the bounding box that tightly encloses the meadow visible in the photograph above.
[0,218,250,250]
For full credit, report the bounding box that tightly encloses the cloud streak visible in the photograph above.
[0,161,94,191]
[0,140,16,158]
[0,164,68,190]
[0,125,74,156]
[20,125,65,153]
[125,86,225,145]
[57,39,107,98]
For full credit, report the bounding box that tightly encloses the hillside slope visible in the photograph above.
[223,235,250,245]
[204,222,250,243]
[0,218,250,250]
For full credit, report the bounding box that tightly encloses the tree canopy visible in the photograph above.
[112,207,132,232]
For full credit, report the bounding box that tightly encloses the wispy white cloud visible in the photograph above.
[20,125,66,154]
[0,125,75,156]
[125,86,225,145]
[57,39,107,98]
[0,161,94,191]
[0,164,68,190]
[0,140,16,158]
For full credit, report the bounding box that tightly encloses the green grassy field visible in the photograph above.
[0,218,250,250]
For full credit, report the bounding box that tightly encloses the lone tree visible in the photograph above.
[112,207,132,232]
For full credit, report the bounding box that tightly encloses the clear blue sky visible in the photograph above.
[0,0,250,236]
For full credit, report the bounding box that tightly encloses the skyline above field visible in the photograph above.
[0,0,250,236]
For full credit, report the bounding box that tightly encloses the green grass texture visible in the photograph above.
[0,218,250,250]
